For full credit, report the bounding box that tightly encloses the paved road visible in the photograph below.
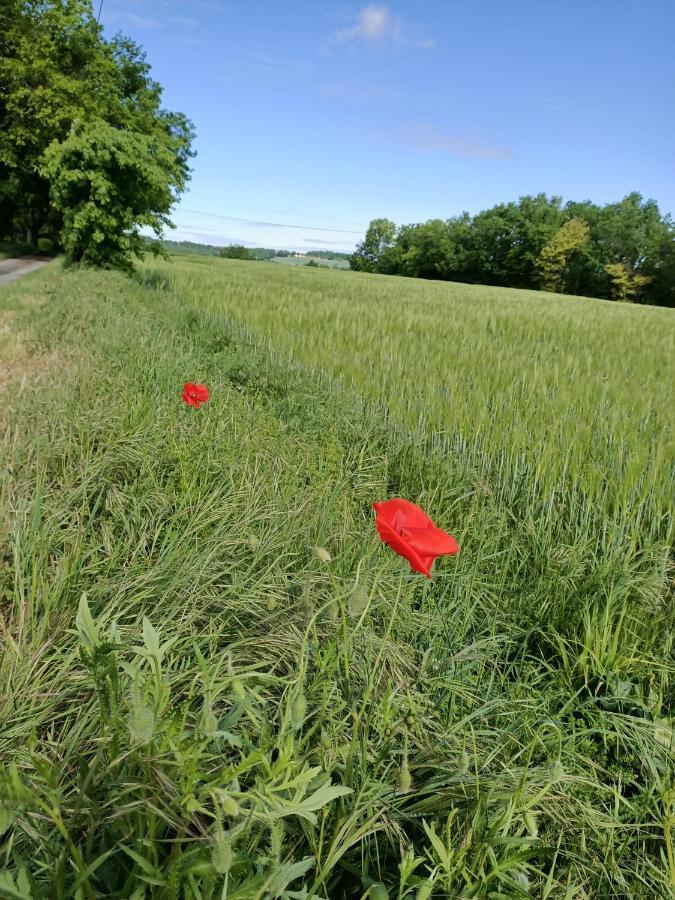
[0,256,49,286]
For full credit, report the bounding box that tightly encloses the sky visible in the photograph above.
[102,0,675,252]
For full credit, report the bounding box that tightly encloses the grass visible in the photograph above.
[0,259,673,898]
[269,256,350,270]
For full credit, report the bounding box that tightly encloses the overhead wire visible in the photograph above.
[174,207,365,235]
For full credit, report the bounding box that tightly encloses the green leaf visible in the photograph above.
[0,870,32,900]
[142,617,160,657]
[120,844,162,879]
[422,820,452,869]
[128,692,155,746]
[76,592,99,651]
[266,856,315,894]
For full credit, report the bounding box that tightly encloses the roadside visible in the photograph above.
[0,256,50,286]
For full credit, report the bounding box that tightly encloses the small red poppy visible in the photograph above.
[372,498,458,578]
[181,382,209,408]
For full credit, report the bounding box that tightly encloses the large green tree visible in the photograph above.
[0,0,193,267]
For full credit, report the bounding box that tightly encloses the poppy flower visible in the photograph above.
[372,498,458,578]
[182,382,209,408]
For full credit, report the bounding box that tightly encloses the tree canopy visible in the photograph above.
[0,0,194,269]
[351,193,675,307]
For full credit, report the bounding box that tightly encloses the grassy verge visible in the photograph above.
[0,263,673,898]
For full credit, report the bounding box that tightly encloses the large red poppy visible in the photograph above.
[182,382,209,408]
[372,498,458,578]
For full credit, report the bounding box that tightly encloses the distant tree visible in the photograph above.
[350,218,397,272]
[565,193,668,302]
[643,229,675,307]
[536,218,590,293]
[306,249,350,260]
[394,219,460,280]
[604,262,651,302]
[355,193,673,306]
[218,244,253,260]
[468,195,564,287]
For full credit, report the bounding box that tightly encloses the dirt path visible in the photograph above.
[0,256,49,286]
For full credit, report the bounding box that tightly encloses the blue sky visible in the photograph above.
[102,0,674,251]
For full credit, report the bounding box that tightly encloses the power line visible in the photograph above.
[175,207,365,235]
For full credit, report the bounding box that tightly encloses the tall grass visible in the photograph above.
[0,261,673,897]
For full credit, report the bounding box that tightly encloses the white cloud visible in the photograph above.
[335,4,400,43]
[331,4,432,50]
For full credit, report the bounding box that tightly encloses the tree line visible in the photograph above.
[0,0,193,270]
[351,194,675,306]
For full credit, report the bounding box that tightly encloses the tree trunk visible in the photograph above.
[25,207,42,246]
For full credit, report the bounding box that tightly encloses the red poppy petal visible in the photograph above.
[373,498,433,530]
[373,498,458,577]
[374,518,431,577]
[398,526,459,557]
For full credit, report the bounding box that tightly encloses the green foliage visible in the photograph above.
[0,260,673,895]
[536,217,590,292]
[0,0,193,267]
[218,244,255,260]
[41,118,191,270]
[354,193,675,306]
[0,241,33,260]
[350,218,397,272]
[0,0,101,244]
[604,261,651,302]
[304,249,350,260]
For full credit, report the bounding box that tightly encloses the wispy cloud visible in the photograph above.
[319,78,402,105]
[219,51,312,87]
[398,123,514,160]
[103,2,200,34]
[328,4,433,51]
[302,237,348,245]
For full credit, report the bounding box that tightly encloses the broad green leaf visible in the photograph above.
[142,617,160,657]
[269,780,352,825]
[75,592,99,650]
[128,693,155,746]
[0,870,32,900]
[266,856,315,894]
